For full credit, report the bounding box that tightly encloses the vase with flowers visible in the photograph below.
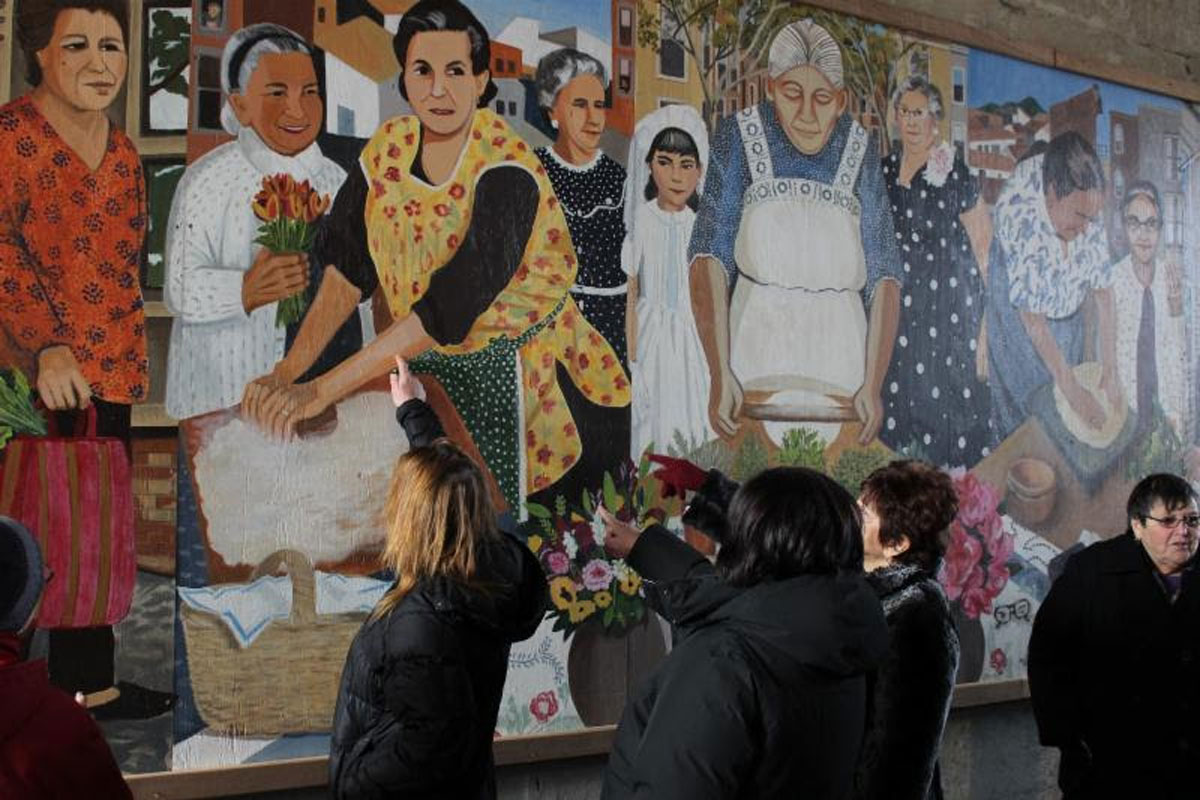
[938,468,1015,682]
[524,456,683,724]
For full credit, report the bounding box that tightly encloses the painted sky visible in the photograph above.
[967,49,1183,153]
[466,0,611,43]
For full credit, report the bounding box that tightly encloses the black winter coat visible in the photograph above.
[1028,532,1200,800]
[603,528,890,799]
[854,564,959,800]
[327,399,548,799]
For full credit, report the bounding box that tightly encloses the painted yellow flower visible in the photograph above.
[567,599,597,624]
[619,571,642,596]
[593,590,613,608]
[549,576,577,611]
[527,534,544,554]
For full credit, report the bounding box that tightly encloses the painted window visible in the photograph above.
[337,105,356,135]
[952,67,965,104]
[1113,123,1125,155]
[618,57,632,94]
[618,6,633,47]
[1165,134,1180,182]
[659,8,686,80]
[194,53,223,132]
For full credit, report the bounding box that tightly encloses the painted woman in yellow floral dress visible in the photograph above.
[242,0,629,513]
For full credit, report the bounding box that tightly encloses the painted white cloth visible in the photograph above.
[1111,254,1189,433]
[730,106,868,442]
[164,127,346,419]
[192,391,404,566]
[625,202,712,455]
[178,572,389,648]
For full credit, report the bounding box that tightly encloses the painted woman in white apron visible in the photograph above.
[689,19,903,446]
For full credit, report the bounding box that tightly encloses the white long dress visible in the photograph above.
[626,201,712,457]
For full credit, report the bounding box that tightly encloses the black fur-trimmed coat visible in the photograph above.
[854,563,960,800]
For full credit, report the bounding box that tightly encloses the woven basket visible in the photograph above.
[181,549,366,735]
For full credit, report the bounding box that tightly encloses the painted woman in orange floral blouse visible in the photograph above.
[242,0,629,512]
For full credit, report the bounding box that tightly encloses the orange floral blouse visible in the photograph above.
[0,96,148,404]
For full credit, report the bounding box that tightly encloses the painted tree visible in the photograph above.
[146,8,191,105]
[636,0,804,129]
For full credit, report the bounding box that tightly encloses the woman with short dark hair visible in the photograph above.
[855,460,960,800]
[601,467,889,799]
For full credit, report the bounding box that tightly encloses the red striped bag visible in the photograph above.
[0,407,136,629]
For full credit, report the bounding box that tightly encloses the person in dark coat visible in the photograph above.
[854,461,960,800]
[606,456,959,800]
[328,358,547,800]
[1028,472,1200,800]
[0,516,132,799]
[599,466,890,799]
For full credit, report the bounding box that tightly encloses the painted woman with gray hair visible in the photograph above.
[877,73,993,467]
[689,18,903,450]
[164,22,349,423]
[533,47,632,497]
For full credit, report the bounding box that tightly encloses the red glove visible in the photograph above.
[647,453,708,499]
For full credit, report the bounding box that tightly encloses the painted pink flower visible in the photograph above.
[990,648,1007,675]
[582,559,614,592]
[529,690,559,723]
[545,550,570,575]
[938,520,983,603]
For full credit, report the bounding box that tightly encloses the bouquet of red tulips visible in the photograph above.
[251,173,331,327]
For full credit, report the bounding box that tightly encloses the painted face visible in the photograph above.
[649,149,701,212]
[1046,185,1103,243]
[36,9,127,113]
[550,74,607,158]
[402,31,488,138]
[767,65,847,155]
[1123,194,1162,266]
[1132,499,1200,576]
[896,90,937,154]
[231,52,322,156]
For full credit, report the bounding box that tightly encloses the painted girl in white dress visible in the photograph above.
[623,106,712,458]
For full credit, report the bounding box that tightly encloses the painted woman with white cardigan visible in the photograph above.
[163,23,347,421]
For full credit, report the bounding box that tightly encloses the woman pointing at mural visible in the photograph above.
[688,19,902,447]
[241,0,629,511]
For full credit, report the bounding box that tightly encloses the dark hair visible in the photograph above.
[717,467,863,587]
[392,0,497,108]
[1120,179,1162,217]
[859,460,958,572]
[17,0,130,87]
[1041,131,1105,200]
[1126,473,1199,527]
[643,126,702,211]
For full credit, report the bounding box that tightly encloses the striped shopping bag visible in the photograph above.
[0,406,136,629]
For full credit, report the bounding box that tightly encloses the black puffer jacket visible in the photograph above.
[328,399,547,799]
[604,528,889,799]
[854,564,959,800]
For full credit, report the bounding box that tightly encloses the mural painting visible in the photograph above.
[0,0,1198,778]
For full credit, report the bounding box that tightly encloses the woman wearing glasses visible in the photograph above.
[878,76,993,467]
[1109,182,1190,441]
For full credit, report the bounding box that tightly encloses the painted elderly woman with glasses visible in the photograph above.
[1109,181,1191,447]
[878,75,993,467]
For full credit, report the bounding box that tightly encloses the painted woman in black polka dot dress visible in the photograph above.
[879,75,993,467]
[532,48,631,500]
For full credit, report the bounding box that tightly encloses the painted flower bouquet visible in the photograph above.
[938,468,1014,619]
[251,173,331,327]
[525,457,682,637]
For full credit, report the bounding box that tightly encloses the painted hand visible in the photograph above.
[1099,362,1123,414]
[242,249,309,314]
[853,386,883,444]
[1061,376,1106,431]
[708,368,744,440]
[36,346,91,410]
